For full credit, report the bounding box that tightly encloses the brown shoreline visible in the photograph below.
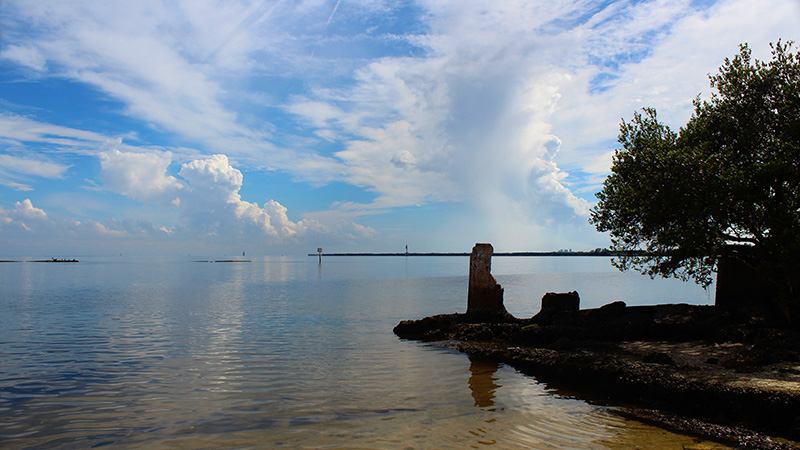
[394,305,800,449]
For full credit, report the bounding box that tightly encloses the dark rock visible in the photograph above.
[548,337,579,350]
[643,352,677,366]
[540,291,580,313]
[393,312,520,341]
[599,300,627,312]
[393,313,459,340]
[452,324,494,341]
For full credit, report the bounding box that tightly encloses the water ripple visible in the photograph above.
[0,258,727,449]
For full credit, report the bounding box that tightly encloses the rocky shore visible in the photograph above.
[394,304,800,449]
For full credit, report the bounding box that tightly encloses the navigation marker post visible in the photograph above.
[317,248,322,264]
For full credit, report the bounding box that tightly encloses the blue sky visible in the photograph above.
[0,0,797,256]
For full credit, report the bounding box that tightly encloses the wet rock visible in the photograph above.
[393,312,521,341]
[393,313,459,341]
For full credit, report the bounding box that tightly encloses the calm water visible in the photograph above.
[0,255,727,449]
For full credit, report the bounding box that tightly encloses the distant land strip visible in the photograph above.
[193,260,252,263]
[308,250,646,257]
[0,258,79,263]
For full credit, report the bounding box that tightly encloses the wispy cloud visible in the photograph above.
[1,45,47,71]
[0,110,374,251]
[0,145,72,191]
[0,0,797,252]
[325,0,342,28]
[0,154,70,178]
[0,113,114,152]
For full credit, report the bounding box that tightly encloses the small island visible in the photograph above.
[31,258,80,263]
[0,258,81,263]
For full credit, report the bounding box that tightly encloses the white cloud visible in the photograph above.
[0,107,374,249]
[178,154,244,205]
[13,199,47,220]
[0,112,113,152]
[289,0,592,227]
[0,200,153,253]
[1,0,797,252]
[0,152,71,192]
[2,181,33,191]
[1,44,46,71]
[0,154,70,178]
[99,149,184,206]
[391,150,416,169]
[95,150,375,244]
[283,0,798,249]
[177,154,313,239]
[550,0,800,185]
[0,0,338,169]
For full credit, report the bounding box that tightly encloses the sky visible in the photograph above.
[0,0,798,257]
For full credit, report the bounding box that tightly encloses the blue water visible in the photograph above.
[0,256,722,449]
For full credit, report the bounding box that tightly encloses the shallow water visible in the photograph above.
[0,256,726,448]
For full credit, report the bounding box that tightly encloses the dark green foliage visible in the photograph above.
[591,41,800,305]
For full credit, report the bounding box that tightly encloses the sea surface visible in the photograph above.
[0,255,728,449]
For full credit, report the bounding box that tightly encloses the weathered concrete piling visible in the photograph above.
[467,243,507,314]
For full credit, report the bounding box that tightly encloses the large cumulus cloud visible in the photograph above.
[288,0,593,229]
[0,150,375,254]
[177,153,309,238]
[95,149,376,244]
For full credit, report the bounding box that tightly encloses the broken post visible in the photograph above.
[467,243,506,314]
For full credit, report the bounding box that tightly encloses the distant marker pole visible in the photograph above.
[317,248,322,263]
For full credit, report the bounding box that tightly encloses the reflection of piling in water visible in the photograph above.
[468,357,500,408]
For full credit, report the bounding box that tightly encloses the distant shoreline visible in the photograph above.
[0,259,79,263]
[192,260,252,263]
[307,251,644,257]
